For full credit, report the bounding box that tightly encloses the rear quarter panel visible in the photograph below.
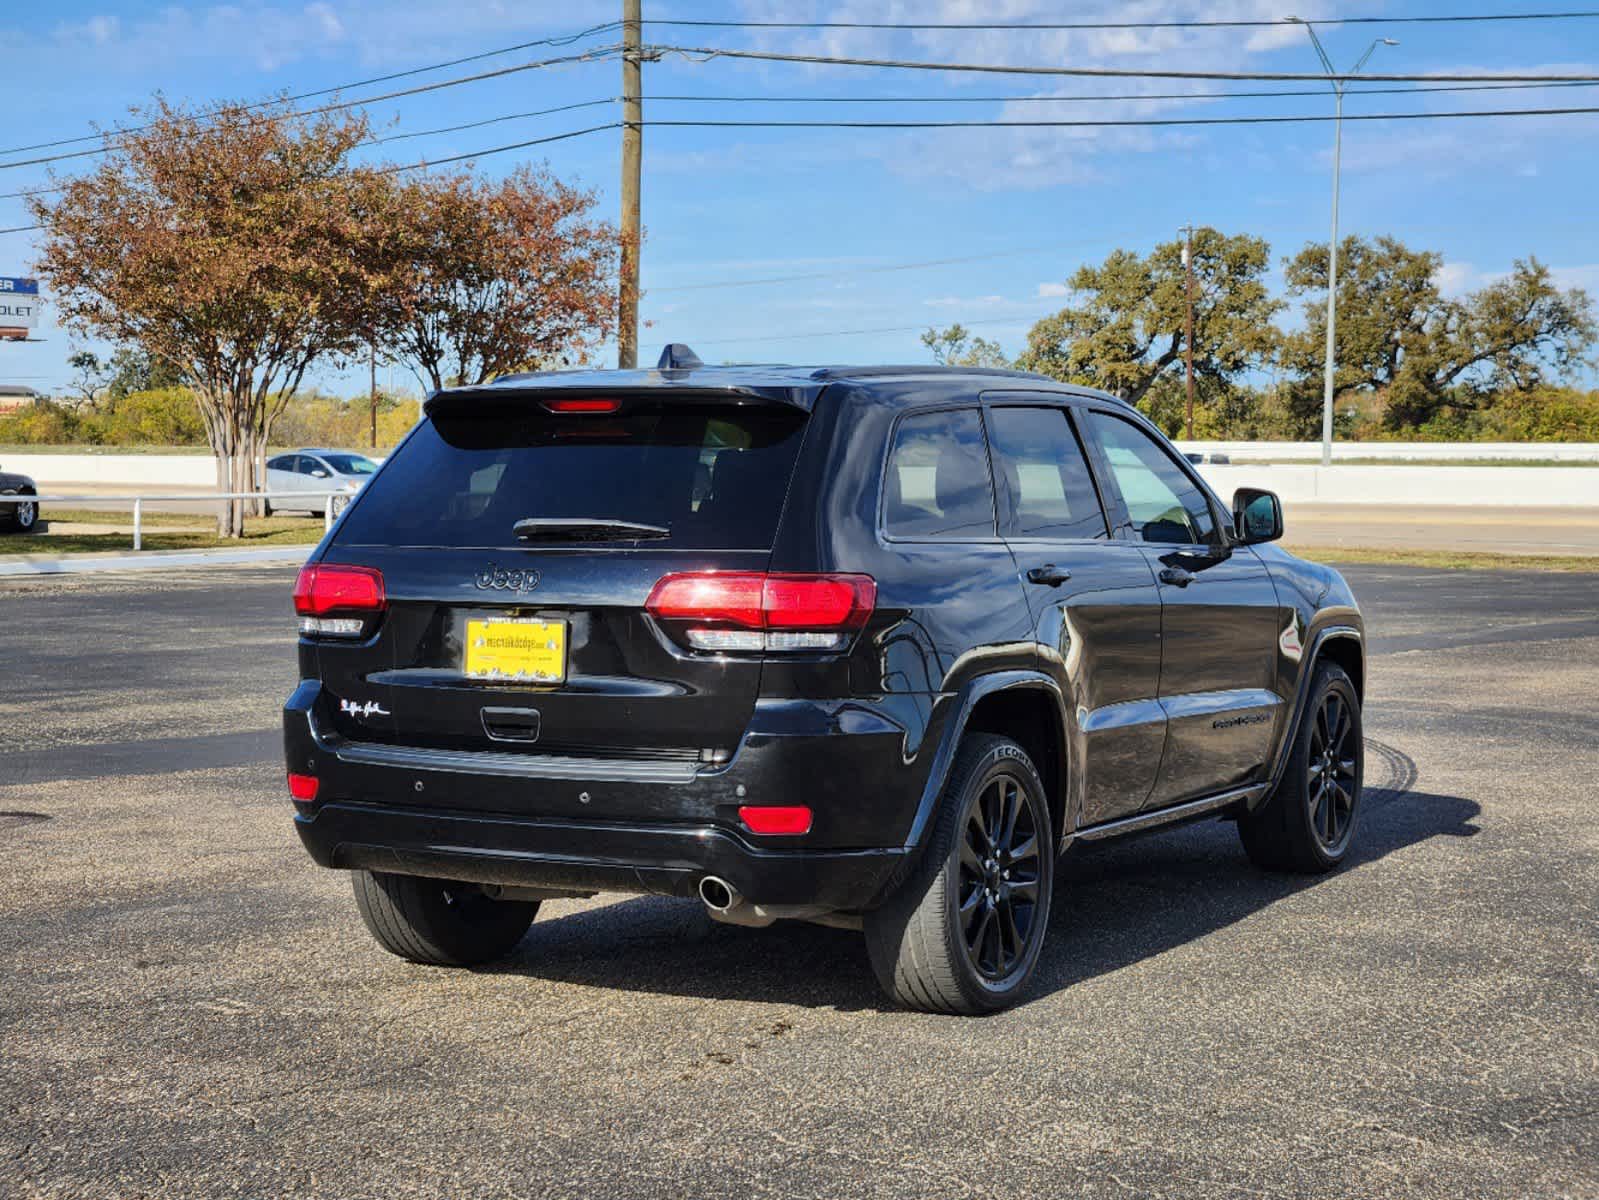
[761,381,1039,846]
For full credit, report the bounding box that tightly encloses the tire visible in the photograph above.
[1239,663,1364,873]
[865,734,1054,1015]
[350,870,537,967]
[6,497,38,534]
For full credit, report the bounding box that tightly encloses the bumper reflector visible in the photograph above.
[738,804,813,836]
[287,772,320,802]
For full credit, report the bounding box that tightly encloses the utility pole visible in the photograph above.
[618,0,642,369]
[1288,18,1398,466]
[1181,224,1196,442]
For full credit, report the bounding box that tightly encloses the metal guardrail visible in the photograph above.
[8,490,344,550]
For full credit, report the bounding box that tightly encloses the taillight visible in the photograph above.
[645,572,875,653]
[544,397,622,414]
[294,564,385,638]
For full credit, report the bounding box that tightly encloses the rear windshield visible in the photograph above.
[334,404,807,550]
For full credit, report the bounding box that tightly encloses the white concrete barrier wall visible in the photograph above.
[0,454,218,487]
[2,450,1595,507]
[1196,463,1599,507]
[1177,440,1599,462]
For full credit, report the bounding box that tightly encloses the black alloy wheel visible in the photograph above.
[1307,687,1359,856]
[1238,662,1363,874]
[958,772,1044,981]
[865,733,1054,1014]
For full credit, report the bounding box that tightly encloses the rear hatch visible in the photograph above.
[308,390,811,768]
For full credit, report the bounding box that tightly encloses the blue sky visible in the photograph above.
[2,0,1597,396]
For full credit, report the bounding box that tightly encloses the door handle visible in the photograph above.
[1026,565,1072,587]
[1158,566,1195,588]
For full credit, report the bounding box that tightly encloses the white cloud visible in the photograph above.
[27,2,587,78]
[1431,261,1598,300]
[1036,281,1069,298]
[923,294,1007,308]
[1550,264,1599,294]
[56,14,121,46]
[1436,261,1481,297]
[305,3,345,43]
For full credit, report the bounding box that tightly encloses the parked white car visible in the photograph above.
[263,449,379,516]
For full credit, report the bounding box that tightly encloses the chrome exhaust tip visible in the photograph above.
[698,875,739,913]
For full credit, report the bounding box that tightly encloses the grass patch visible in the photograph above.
[2,515,325,555]
[1285,544,1599,572]
[42,507,230,530]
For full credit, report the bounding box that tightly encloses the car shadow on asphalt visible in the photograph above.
[484,787,1481,1013]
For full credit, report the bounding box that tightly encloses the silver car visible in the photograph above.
[263,449,379,516]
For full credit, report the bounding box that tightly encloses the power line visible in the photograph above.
[1,99,620,200]
[14,78,1595,203]
[650,79,1599,105]
[647,11,1599,32]
[645,105,1599,130]
[0,123,621,233]
[0,45,622,171]
[0,21,622,158]
[653,43,1599,84]
[373,122,620,173]
[7,97,1598,222]
[372,98,616,145]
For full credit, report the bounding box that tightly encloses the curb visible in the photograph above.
[0,545,312,577]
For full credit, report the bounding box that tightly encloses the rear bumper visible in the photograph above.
[284,679,932,912]
[294,802,904,910]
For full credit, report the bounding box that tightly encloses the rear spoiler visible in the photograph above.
[424,383,819,417]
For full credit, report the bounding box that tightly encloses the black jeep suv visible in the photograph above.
[284,348,1364,1014]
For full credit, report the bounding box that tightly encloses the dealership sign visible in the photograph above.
[0,277,40,338]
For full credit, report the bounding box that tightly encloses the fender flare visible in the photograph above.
[1258,624,1364,805]
[899,670,1068,855]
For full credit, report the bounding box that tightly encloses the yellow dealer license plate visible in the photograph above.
[464,618,567,684]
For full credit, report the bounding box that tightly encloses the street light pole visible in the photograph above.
[1288,19,1398,467]
[1323,85,1342,468]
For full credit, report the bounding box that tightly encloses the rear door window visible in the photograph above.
[333,405,807,550]
[882,409,997,540]
[986,405,1108,541]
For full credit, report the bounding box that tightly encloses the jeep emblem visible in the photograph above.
[475,564,540,593]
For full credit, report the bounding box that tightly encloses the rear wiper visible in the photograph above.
[513,517,670,542]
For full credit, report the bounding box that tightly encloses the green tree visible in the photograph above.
[920,323,1011,368]
[1016,228,1281,407]
[102,347,188,401]
[66,351,106,406]
[371,167,621,391]
[1282,237,1597,433]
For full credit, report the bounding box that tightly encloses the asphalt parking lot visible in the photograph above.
[1,564,1595,1199]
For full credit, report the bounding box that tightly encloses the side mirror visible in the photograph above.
[1232,488,1283,545]
[311,469,330,479]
